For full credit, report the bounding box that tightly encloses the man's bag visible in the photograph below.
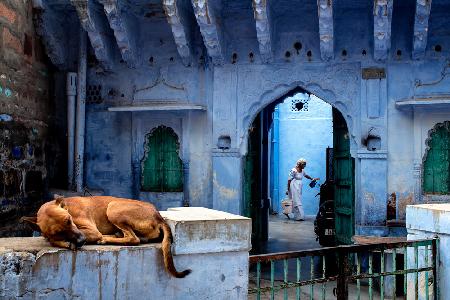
[281,198,293,215]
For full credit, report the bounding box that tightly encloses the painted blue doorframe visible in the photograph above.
[271,107,280,213]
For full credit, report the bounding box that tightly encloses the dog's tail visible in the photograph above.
[161,222,191,278]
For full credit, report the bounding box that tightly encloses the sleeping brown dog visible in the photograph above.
[21,195,191,278]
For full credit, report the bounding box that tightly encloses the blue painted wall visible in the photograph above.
[38,1,450,237]
[272,93,332,216]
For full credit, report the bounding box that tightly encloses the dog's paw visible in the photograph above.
[97,239,107,245]
[69,242,77,251]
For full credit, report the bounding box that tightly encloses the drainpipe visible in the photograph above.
[66,72,77,189]
[75,29,87,193]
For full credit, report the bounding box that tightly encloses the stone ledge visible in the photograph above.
[0,208,251,300]
[162,207,251,255]
[0,207,252,256]
[406,203,450,235]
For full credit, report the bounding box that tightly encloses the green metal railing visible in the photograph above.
[249,238,439,300]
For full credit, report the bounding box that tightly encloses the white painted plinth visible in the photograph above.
[0,207,251,300]
[406,204,450,300]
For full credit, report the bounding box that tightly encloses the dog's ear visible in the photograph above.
[20,216,41,232]
[54,195,66,208]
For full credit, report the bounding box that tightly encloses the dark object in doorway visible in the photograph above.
[309,180,317,188]
[314,181,336,247]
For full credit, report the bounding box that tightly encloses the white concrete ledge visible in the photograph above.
[163,207,251,255]
[0,207,251,300]
[406,203,450,234]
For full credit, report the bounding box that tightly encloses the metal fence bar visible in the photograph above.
[432,238,440,300]
[425,245,429,300]
[310,256,314,300]
[256,261,261,300]
[433,238,439,300]
[415,244,419,300]
[284,259,288,300]
[248,238,438,299]
[271,260,275,300]
[249,239,434,263]
[322,256,326,300]
[356,253,361,300]
[380,249,385,300]
[404,246,408,297]
[368,252,373,300]
[392,249,397,300]
[296,258,301,300]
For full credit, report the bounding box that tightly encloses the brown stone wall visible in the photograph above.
[0,0,62,236]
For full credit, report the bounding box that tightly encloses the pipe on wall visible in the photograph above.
[74,29,87,193]
[66,72,77,189]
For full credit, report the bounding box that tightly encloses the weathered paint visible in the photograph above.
[27,0,450,239]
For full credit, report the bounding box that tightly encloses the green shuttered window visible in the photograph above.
[423,121,450,195]
[141,126,183,192]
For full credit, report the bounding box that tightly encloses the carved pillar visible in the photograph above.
[182,161,190,206]
[356,68,389,236]
[413,162,422,203]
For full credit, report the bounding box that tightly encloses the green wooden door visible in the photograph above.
[141,126,183,192]
[243,115,262,249]
[332,108,355,245]
[423,122,450,194]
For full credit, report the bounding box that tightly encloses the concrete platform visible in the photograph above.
[0,207,251,300]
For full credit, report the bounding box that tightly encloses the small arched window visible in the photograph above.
[141,126,183,192]
[423,121,450,195]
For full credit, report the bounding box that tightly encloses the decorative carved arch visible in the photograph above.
[140,125,183,192]
[422,121,450,195]
[239,81,356,155]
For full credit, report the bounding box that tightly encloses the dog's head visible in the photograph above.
[22,196,86,249]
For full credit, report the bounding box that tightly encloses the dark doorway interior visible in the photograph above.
[243,89,355,253]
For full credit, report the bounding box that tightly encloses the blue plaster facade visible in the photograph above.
[34,0,450,238]
[272,94,332,216]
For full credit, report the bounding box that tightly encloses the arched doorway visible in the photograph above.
[242,87,355,252]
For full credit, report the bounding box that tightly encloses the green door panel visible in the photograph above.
[141,126,183,192]
[243,114,262,248]
[332,108,355,245]
[423,122,450,195]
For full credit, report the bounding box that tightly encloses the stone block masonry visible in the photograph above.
[0,207,252,300]
[0,0,61,237]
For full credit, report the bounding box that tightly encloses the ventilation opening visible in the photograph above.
[294,42,302,54]
[232,53,237,64]
[435,45,442,52]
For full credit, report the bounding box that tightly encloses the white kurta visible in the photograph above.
[288,168,306,220]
